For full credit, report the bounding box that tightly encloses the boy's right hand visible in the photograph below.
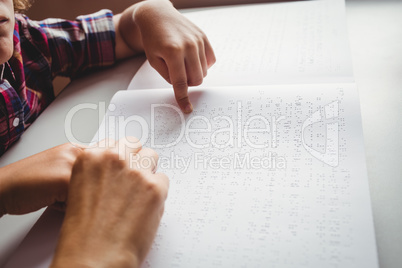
[116,0,216,114]
[51,137,169,268]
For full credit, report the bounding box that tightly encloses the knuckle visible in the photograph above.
[164,42,183,54]
[173,80,188,91]
[78,149,96,162]
[190,77,203,86]
[127,170,164,203]
[184,39,198,51]
[102,149,125,168]
[102,148,118,159]
[59,143,84,165]
[69,144,85,156]
[128,168,144,180]
[145,180,164,204]
[72,149,97,171]
[196,36,204,47]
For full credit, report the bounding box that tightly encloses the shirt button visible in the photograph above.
[13,117,20,127]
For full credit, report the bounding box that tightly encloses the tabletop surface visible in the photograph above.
[0,1,401,267]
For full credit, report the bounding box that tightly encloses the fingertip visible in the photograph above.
[208,56,216,68]
[184,102,193,114]
[176,96,193,114]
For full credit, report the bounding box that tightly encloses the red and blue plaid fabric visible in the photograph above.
[0,10,116,156]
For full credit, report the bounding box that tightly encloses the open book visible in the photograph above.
[5,1,378,267]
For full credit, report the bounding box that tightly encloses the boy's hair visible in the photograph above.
[13,0,32,12]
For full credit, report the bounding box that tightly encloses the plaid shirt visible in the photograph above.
[0,10,116,156]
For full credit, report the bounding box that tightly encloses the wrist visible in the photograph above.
[133,0,174,28]
[51,248,139,268]
[117,4,145,55]
[52,222,140,268]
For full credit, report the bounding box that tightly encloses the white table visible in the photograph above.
[1,1,401,267]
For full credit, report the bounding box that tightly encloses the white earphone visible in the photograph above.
[0,63,5,81]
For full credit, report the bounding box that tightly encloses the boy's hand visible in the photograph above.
[116,0,216,113]
[51,137,169,268]
[0,143,84,217]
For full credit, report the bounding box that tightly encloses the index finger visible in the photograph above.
[166,57,193,114]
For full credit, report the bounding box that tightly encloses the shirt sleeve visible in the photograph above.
[36,9,116,78]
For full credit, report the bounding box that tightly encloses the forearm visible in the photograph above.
[113,0,275,10]
[0,170,8,217]
[0,166,13,218]
[171,0,275,9]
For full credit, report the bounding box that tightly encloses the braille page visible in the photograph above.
[128,0,354,91]
[92,84,376,268]
[4,84,377,268]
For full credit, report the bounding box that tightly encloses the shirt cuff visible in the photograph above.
[76,9,116,69]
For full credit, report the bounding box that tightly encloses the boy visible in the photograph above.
[0,0,216,266]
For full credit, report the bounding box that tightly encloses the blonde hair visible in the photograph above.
[13,0,32,13]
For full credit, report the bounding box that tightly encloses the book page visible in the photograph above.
[4,84,377,268]
[99,84,374,267]
[129,0,354,90]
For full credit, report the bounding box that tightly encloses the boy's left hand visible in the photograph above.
[115,0,216,114]
[0,143,84,217]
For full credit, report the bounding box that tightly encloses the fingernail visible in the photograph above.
[184,103,193,114]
